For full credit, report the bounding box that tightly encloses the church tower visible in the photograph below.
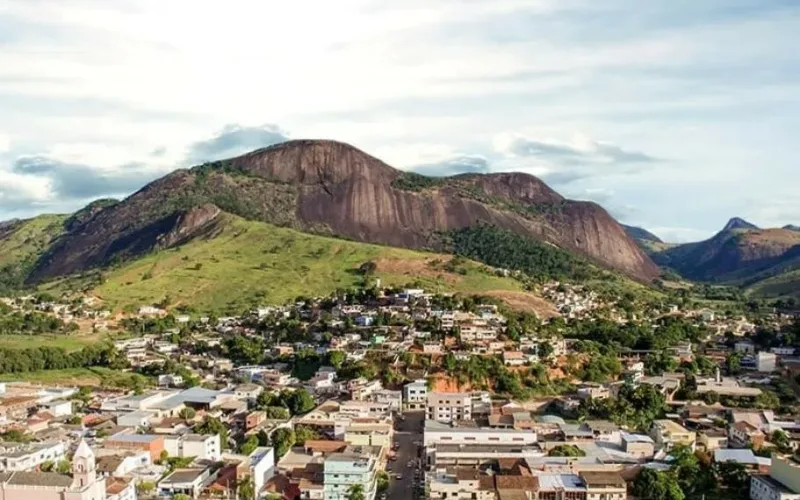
[72,439,97,489]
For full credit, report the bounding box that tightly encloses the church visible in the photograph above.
[0,440,108,500]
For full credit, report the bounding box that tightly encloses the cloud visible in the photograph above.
[498,135,659,165]
[184,124,289,165]
[0,133,9,153]
[11,156,160,200]
[410,155,491,177]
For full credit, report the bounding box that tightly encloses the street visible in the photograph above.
[386,410,424,500]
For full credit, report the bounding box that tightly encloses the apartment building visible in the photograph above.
[403,380,427,410]
[428,469,496,500]
[323,446,380,500]
[426,393,472,423]
[750,456,800,500]
[164,434,221,461]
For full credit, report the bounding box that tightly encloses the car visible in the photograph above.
[396,474,403,480]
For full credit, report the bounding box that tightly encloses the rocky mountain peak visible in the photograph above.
[722,217,759,232]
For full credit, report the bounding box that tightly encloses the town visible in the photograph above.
[0,281,799,500]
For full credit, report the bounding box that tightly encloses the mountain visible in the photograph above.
[26,140,658,284]
[651,217,800,296]
[622,224,663,244]
[721,217,759,232]
[784,224,800,232]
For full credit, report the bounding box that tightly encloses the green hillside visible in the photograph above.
[0,214,67,293]
[49,215,529,314]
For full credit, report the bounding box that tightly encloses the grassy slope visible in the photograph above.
[0,214,66,267]
[79,215,527,314]
[0,334,99,351]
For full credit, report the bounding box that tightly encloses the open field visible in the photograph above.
[0,367,149,387]
[0,333,102,351]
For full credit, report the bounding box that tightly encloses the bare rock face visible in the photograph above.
[29,139,660,282]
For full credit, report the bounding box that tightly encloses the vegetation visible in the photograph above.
[0,343,127,375]
[194,417,229,449]
[73,216,527,314]
[346,484,365,500]
[391,172,445,192]
[445,224,595,282]
[580,384,667,430]
[548,444,586,457]
[255,389,315,416]
[0,215,67,295]
[271,427,296,458]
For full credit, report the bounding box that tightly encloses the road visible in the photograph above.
[385,410,424,500]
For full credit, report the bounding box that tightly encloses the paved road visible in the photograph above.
[386,411,424,500]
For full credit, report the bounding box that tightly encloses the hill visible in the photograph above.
[41,214,557,315]
[26,140,658,284]
[651,218,800,297]
[0,214,68,294]
[622,224,663,243]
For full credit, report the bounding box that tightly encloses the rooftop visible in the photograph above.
[160,468,208,485]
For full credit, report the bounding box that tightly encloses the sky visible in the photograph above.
[1,0,799,243]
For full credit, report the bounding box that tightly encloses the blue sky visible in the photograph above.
[1,0,798,242]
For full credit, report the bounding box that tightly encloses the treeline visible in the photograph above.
[0,343,127,374]
[446,224,595,282]
[391,172,445,192]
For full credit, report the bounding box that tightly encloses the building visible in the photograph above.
[233,384,264,403]
[323,446,379,500]
[106,478,137,500]
[0,442,66,472]
[424,420,538,447]
[236,447,274,498]
[369,390,402,413]
[42,400,72,417]
[104,433,165,462]
[164,434,221,461]
[428,469,495,500]
[158,468,214,499]
[403,380,427,410]
[0,440,107,500]
[581,471,627,500]
[757,352,778,373]
[426,393,472,423]
[344,422,392,448]
[730,421,766,449]
[650,420,696,451]
[96,451,151,477]
[117,411,154,428]
[750,456,800,500]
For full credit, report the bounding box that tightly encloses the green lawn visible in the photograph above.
[0,367,150,387]
[0,334,99,352]
[88,216,526,314]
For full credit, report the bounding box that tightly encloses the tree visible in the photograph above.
[263,406,291,420]
[294,425,320,446]
[239,435,259,456]
[40,460,55,472]
[271,427,296,458]
[195,417,229,449]
[632,469,685,500]
[771,430,791,451]
[179,407,196,420]
[712,462,750,499]
[358,261,377,276]
[174,494,191,500]
[136,482,156,496]
[55,459,71,474]
[287,389,315,415]
[376,471,389,495]
[328,350,346,369]
[726,352,742,375]
[755,391,780,410]
[237,477,255,500]
[537,342,554,360]
[346,484,365,500]
[548,445,586,457]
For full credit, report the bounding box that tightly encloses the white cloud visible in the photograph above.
[0,133,9,153]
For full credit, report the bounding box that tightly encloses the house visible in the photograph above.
[650,420,696,451]
[117,411,155,429]
[730,421,766,449]
[237,447,275,498]
[698,429,729,451]
[158,468,214,499]
[757,352,778,373]
[502,351,526,366]
[103,433,165,462]
[43,400,72,417]
[96,450,151,477]
[105,477,136,500]
[576,384,610,400]
[621,432,655,459]
[233,384,263,403]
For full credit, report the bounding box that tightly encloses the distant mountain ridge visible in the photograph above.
[649,217,800,297]
[22,140,658,284]
[622,224,663,243]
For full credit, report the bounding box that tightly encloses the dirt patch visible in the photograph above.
[484,290,560,319]
[430,374,476,392]
[375,257,461,284]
